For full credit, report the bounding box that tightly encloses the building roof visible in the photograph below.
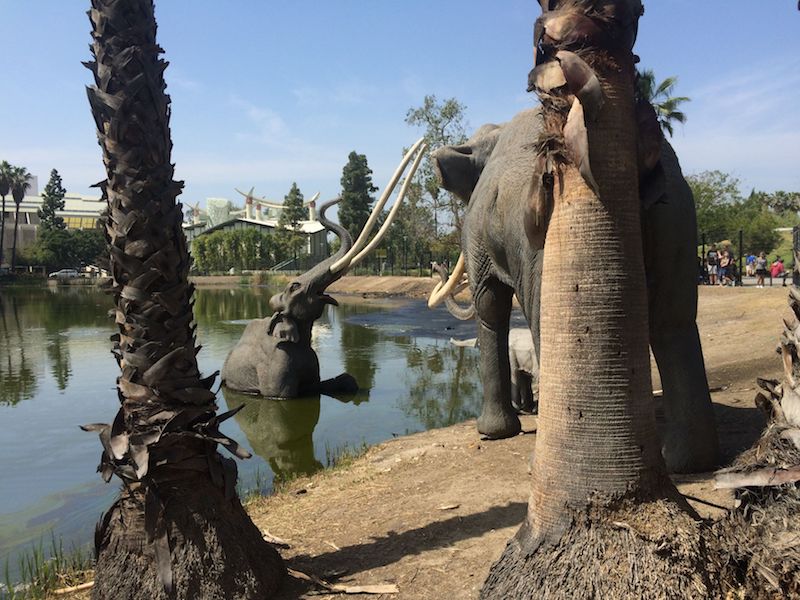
[9,192,105,217]
[185,215,325,236]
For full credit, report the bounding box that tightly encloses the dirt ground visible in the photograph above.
[66,282,791,599]
[242,285,789,599]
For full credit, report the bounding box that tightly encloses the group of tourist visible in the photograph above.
[703,244,788,287]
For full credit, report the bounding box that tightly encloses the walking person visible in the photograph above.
[706,244,719,286]
[772,256,787,287]
[718,247,731,286]
[746,252,756,277]
[755,252,768,288]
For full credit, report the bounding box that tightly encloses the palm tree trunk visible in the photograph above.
[10,204,20,270]
[0,195,6,266]
[482,2,712,597]
[84,1,283,598]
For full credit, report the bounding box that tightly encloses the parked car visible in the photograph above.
[48,268,80,279]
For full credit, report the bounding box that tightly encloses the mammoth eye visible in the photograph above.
[289,282,301,292]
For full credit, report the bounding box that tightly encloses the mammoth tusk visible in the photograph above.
[428,253,467,309]
[331,138,426,274]
[347,142,427,268]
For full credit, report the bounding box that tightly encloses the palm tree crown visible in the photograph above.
[11,166,32,204]
[636,68,690,137]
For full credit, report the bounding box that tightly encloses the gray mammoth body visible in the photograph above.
[451,327,539,414]
[221,198,358,397]
[433,107,719,473]
[222,140,426,399]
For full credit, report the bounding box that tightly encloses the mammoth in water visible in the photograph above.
[222,140,427,398]
[428,107,719,473]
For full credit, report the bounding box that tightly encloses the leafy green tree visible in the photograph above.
[339,152,377,241]
[191,229,280,273]
[636,68,690,137]
[382,178,436,272]
[72,228,106,266]
[10,166,33,270]
[688,170,743,243]
[277,182,307,264]
[688,171,782,255]
[0,160,14,267]
[405,95,468,241]
[278,182,306,229]
[38,169,67,232]
[753,190,800,221]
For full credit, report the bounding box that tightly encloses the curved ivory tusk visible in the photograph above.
[347,143,428,268]
[428,253,467,308]
[330,138,426,274]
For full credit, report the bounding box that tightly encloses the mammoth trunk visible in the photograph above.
[482,1,714,597]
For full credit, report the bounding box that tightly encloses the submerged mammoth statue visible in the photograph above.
[429,107,719,473]
[222,140,426,398]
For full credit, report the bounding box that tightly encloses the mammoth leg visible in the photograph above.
[514,370,537,414]
[651,325,719,472]
[643,167,720,473]
[475,278,521,439]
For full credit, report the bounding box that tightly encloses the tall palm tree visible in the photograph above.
[483,1,711,597]
[83,1,283,597]
[636,68,690,137]
[10,166,32,271]
[0,160,13,268]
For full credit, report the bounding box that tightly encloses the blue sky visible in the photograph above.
[1,1,798,206]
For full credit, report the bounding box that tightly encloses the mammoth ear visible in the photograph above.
[432,125,501,204]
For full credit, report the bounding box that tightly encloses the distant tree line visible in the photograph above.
[688,169,798,256]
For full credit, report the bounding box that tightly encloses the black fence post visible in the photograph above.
[794,225,800,288]
[700,232,707,285]
[738,229,743,286]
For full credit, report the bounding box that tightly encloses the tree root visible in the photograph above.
[92,480,284,600]
[481,499,715,600]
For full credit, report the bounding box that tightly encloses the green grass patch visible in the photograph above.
[2,534,93,599]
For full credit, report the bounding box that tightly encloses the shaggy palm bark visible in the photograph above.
[711,279,800,597]
[84,2,283,598]
[482,1,711,597]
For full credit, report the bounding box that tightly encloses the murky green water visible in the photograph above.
[0,284,495,573]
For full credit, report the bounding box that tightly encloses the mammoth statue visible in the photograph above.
[451,328,539,415]
[428,107,719,473]
[434,261,539,414]
[222,139,427,397]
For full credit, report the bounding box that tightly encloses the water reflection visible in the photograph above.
[400,339,482,429]
[46,333,71,390]
[339,314,379,394]
[226,390,324,483]
[0,284,492,578]
[0,295,39,405]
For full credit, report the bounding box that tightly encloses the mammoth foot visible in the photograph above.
[661,428,720,474]
[478,408,522,440]
[318,373,359,396]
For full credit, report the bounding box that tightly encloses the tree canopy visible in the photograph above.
[688,170,785,255]
[339,151,377,242]
[39,169,67,232]
[278,182,306,230]
[405,95,468,241]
